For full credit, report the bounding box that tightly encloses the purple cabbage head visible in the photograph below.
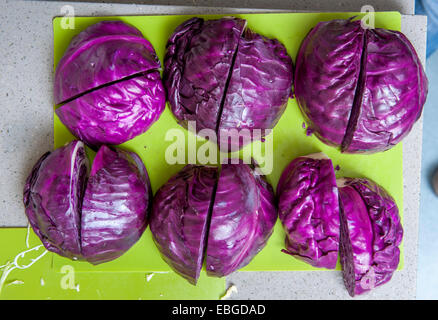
[23,140,151,264]
[338,177,403,296]
[150,162,277,283]
[164,17,293,151]
[295,18,428,153]
[164,17,244,133]
[149,165,218,285]
[23,140,88,260]
[81,145,151,264]
[54,21,165,148]
[277,153,340,269]
[206,163,277,277]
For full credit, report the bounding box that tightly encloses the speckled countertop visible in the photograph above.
[0,0,425,299]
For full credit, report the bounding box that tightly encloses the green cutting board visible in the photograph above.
[52,12,403,272]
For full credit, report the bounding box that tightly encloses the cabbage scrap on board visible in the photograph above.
[54,21,165,148]
[295,18,428,153]
[150,162,277,284]
[277,153,340,269]
[164,17,294,151]
[338,178,403,296]
[23,140,151,264]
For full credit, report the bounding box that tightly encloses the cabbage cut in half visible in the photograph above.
[54,21,165,148]
[164,17,293,151]
[295,18,428,153]
[338,178,403,296]
[150,162,277,284]
[277,153,340,269]
[23,140,151,264]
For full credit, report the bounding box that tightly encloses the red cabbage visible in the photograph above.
[218,28,293,151]
[338,178,403,296]
[164,17,293,150]
[149,165,218,284]
[295,18,428,153]
[206,163,277,277]
[344,28,428,152]
[295,19,364,148]
[56,72,165,149]
[54,21,165,148]
[164,17,245,133]
[277,153,340,269]
[23,140,151,264]
[150,162,277,283]
[54,21,160,104]
[23,141,88,260]
[81,145,151,265]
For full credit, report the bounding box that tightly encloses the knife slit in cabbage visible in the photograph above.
[214,27,244,137]
[23,141,151,265]
[56,70,156,107]
[54,21,165,148]
[200,166,220,277]
[341,28,369,152]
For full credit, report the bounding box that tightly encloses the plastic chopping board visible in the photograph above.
[52,12,403,272]
[0,11,404,299]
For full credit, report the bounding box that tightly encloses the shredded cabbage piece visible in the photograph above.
[25,224,31,248]
[0,244,48,295]
[7,280,24,286]
[146,274,154,282]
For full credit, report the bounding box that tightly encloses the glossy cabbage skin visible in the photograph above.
[54,21,165,148]
[294,19,364,148]
[218,29,294,151]
[277,154,340,269]
[164,17,245,132]
[23,141,151,264]
[81,145,151,265]
[54,21,161,104]
[345,28,428,153]
[206,163,277,277]
[23,140,88,260]
[56,72,165,149]
[295,18,428,153]
[150,165,218,284]
[338,178,403,296]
